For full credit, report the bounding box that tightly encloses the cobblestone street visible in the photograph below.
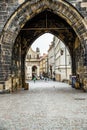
[0,80,87,130]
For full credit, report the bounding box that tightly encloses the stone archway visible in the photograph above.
[0,0,87,91]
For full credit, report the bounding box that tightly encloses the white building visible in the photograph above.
[48,36,71,81]
[25,47,40,80]
[48,42,55,79]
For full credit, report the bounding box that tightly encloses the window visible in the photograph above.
[37,54,39,59]
[60,49,64,55]
[27,54,31,59]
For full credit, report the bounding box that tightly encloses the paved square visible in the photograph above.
[0,80,87,130]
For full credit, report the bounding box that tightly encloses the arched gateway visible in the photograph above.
[0,0,87,92]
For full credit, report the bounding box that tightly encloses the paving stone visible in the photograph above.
[0,80,87,129]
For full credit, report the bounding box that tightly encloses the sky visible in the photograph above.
[31,33,54,56]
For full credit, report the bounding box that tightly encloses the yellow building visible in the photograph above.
[40,54,48,78]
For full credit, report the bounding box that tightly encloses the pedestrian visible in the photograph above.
[33,76,36,83]
[45,77,47,82]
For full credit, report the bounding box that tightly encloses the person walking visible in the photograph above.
[33,76,36,83]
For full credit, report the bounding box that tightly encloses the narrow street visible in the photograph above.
[0,80,87,130]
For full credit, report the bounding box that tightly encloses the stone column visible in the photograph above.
[72,51,76,75]
[21,56,25,88]
[83,41,87,67]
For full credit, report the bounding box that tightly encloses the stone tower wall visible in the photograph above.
[0,0,87,91]
[0,0,87,33]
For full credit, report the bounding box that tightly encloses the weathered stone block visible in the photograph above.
[0,84,3,90]
[5,78,12,91]
[81,2,87,7]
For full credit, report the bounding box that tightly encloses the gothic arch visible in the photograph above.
[1,0,86,61]
[0,0,87,91]
[2,0,87,45]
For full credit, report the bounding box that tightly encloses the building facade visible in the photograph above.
[25,47,40,80]
[54,37,71,81]
[48,36,71,81]
[48,42,55,79]
[40,53,48,78]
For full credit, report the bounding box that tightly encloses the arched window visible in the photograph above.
[37,54,39,59]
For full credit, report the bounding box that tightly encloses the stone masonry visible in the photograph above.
[0,0,87,92]
[0,0,87,33]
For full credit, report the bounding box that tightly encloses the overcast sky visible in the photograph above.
[31,33,54,56]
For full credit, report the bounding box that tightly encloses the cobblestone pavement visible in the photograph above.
[0,80,87,130]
